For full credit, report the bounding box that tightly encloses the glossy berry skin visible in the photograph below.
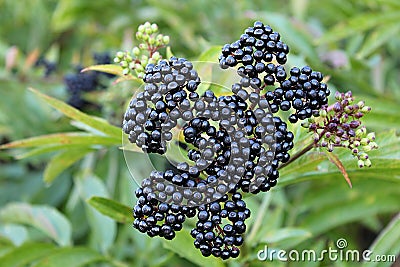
[128,20,332,261]
[123,57,201,154]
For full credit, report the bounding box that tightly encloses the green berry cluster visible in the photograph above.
[303,91,378,168]
[114,22,170,78]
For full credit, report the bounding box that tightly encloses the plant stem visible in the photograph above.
[278,141,315,170]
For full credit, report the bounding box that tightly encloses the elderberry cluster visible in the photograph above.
[35,58,57,77]
[122,57,200,154]
[219,21,330,123]
[126,21,335,260]
[64,52,114,110]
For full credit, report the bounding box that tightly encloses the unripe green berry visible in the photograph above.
[319,109,327,117]
[125,54,133,62]
[335,91,342,101]
[369,142,378,149]
[365,159,372,167]
[135,64,144,72]
[363,145,372,152]
[356,128,366,138]
[162,35,170,44]
[122,68,130,75]
[358,160,365,168]
[301,121,309,128]
[116,51,124,58]
[367,132,376,140]
[132,47,140,56]
[136,31,143,39]
[138,25,145,33]
[152,51,161,61]
[360,138,370,146]
[142,34,149,41]
[361,106,371,113]
[114,57,121,63]
[151,23,158,33]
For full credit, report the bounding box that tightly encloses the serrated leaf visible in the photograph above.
[0,132,119,149]
[28,88,121,139]
[362,213,400,267]
[87,197,133,223]
[163,229,224,267]
[43,148,93,184]
[0,243,57,267]
[31,247,104,267]
[0,203,72,246]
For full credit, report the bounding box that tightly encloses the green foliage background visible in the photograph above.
[0,0,399,266]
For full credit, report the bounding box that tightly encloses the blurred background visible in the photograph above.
[0,0,399,266]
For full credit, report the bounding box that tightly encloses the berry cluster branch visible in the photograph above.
[280,91,378,171]
[114,22,170,78]
[119,20,380,261]
[302,91,378,168]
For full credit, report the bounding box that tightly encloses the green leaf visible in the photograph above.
[261,228,312,250]
[163,229,224,267]
[166,46,174,59]
[15,144,86,159]
[43,148,93,184]
[299,178,400,235]
[278,130,400,187]
[28,88,121,139]
[87,197,133,224]
[0,132,119,149]
[82,64,123,76]
[0,224,28,246]
[362,213,400,267]
[197,46,221,62]
[319,11,400,43]
[0,203,72,246]
[0,243,57,267]
[31,247,105,267]
[357,24,400,58]
[325,151,352,188]
[75,174,116,252]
